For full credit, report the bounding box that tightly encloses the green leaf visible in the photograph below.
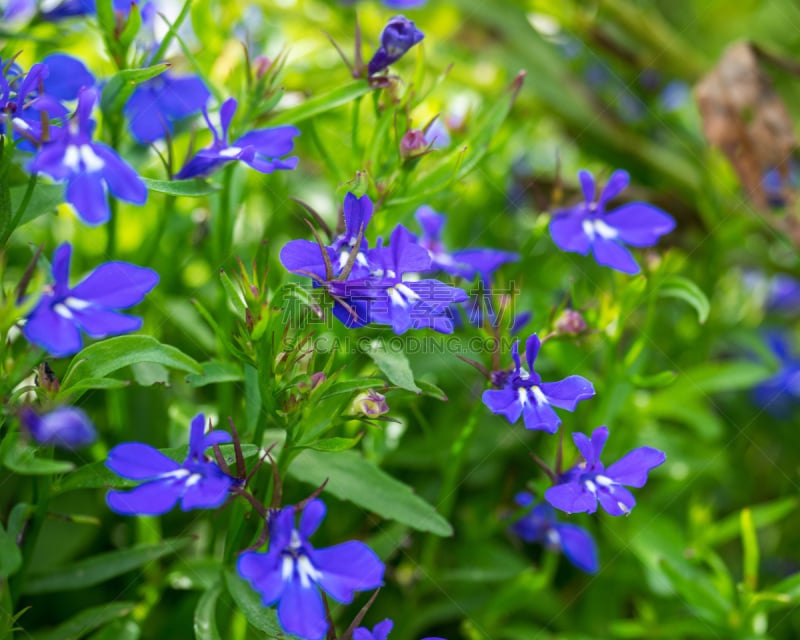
[629,370,678,389]
[1,434,75,476]
[33,602,135,640]
[24,538,192,595]
[0,520,22,579]
[224,570,299,637]
[289,450,452,536]
[413,380,448,401]
[672,361,774,395]
[194,582,222,640]
[219,270,247,318]
[61,336,201,397]
[741,508,759,591]
[657,275,710,324]
[319,378,387,399]
[366,345,421,394]
[87,619,140,640]
[299,435,362,453]
[55,378,130,398]
[10,182,63,226]
[140,177,218,197]
[701,497,798,547]
[186,360,243,387]
[659,559,731,625]
[100,64,169,115]
[269,81,372,126]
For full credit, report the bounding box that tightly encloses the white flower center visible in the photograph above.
[387,283,420,309]
[218,146,243,158]
[282,529,322,589]
[581,218,618,241]
[63,144,105,173]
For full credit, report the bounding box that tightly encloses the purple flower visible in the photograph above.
[124,72,210,144]
[752,331,800,418]
[175,98,299,179]
[280,194,468,334]
[237,499,385,640]
[510,492,598,573]
[354,619,394,640]
[482,334,595,433]
[41,53,95,101]
[20,406,97,450]
[105,413,235,515]
[549,169,675,275]
[29,88,148,225]
[415,206,518,280]
[23,243,158,357]
[545,426,665,516]
[1,61,68,144]
[368,15,425,76]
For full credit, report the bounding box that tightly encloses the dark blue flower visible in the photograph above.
[415,205,518,280]
[752,331,800,418]
[545,426,665,516]
[549,169,675,275]
[175,97,299,179]
[124,72,210,144]
[237,499,385,640]
[20,406,97,450]
[510,492,598,573]
[1,61,68,144]
[23,243,158,357]
[354,619,394,640]
[29,88,148,224]
[482,333,595,433]
[106,413,236,515]
[368,15,425,76]
[41,53,95,101]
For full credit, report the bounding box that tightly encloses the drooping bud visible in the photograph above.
[367,15,425,76]
[350,389,390,418]
[400,129,427,159]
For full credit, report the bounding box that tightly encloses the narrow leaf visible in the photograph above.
[658,275,710,324]
[140,177,218,197]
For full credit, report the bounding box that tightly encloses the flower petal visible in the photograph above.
[524,333,541,371]
[597,484,636,516]
[578,169,595,204]
[70,307,142,338]
[300,499,326,539]
[591,236,640,274]
[549,212,591,254]
[604,203,675,247]
[312,540,385,603]
[106,442,181,479]
[280,239,333,280]
[52,243,72,295]
[94,145,147,205]
[556,523,599,573]
[598,169,629,211]
[180,467,233,510]
[234,126,300,159]
[106,480,182,515]
[482,388,522,424]
[236,550,285,605]
[23,302,82,357]
[605,446,666,488]
[415,205,444,240]
[70,261,159,307]
[42,53,94,101]
[539,375,595,411]
[544,482,597,514]
[277,578,328,640]
[522,397,560,433]
[66,171,109,225]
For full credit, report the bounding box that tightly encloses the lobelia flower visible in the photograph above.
[175,97,299,179]
[353,619,446,640]
[20,406,97,450]
[482,333,595,433]
[545,426,665,516]
[29,88,148,225]
[41,53,95,101]
[549,169,675,275]
[23,243,159,357]
[415,205,518,280]
[1,61,69,144]
[237,499,384,640]
[509,491,598,573]
[751,331,800,418]
[124,72,210,144]
[106,413,236,515]
[367,15,425,76]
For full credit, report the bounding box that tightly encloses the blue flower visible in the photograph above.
[549,169,675,275]
[368,15,425,76]
[415,205,518,280]
[124,72,210,144]
[20,406,97,450]
[175,97,299,179]
[41,53,95,101]
[23,243,158,357]
[545,426,665,516]
[1,61,69,144]
[482,333,595,433]
[752,331,800,418]
[353,619,446,640]
[29,88,148,224]
[280,193,468,334]
[509,492,598,573]
[237,499,384,640]
[106,413,236,515]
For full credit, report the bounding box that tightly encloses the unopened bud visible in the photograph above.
[350,390,389,418]
[21,406,97,450]
[554,309,587,336]
[400,129,427,159]
[253,55,272,79]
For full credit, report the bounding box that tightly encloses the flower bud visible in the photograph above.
[367,15,425,76]
[400,129,427,159]
[350,390,389,418]
[21,406,97,450]
[253,55,272,79]
[554,308,587,336]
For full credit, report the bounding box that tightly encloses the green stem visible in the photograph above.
[9,473,51,610]
[216,165,236,268]
[0,173,37,248]
[420,402,482,571]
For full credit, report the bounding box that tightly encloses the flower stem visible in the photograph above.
[0,173,36,249]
